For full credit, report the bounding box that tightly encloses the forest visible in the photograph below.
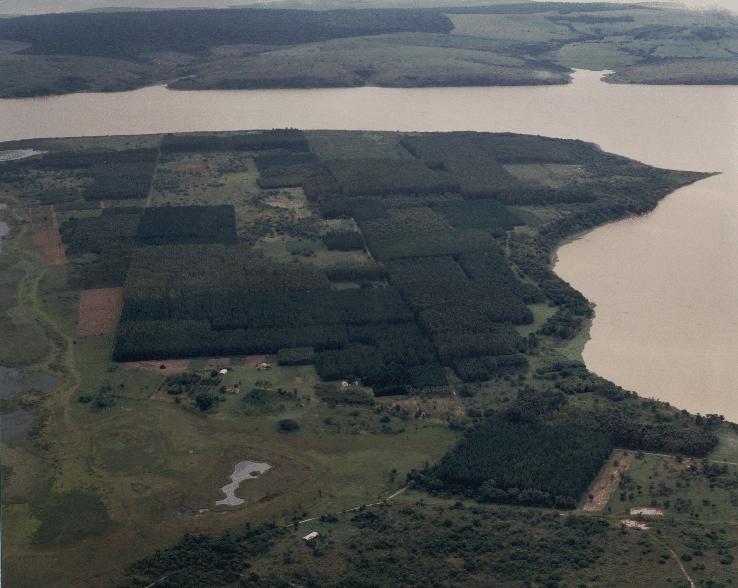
[0,8,452,58]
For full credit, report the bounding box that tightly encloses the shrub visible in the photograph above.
[278,419,300,433]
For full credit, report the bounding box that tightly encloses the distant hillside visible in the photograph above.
[0,1,272,15]
[0,8,453,57]
[0,0,520,16]
[0,2,734,96]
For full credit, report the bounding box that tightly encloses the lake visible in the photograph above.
[0,70,736,419]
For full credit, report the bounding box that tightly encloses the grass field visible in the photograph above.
[605,59,738,85]
[606,450,738,521]
[171,33,569,90]
[0,133,460,586]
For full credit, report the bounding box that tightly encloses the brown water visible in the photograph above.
[0,69,736,418]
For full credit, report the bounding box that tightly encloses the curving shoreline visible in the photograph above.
[554,169,738,421]
[0,70,736,418]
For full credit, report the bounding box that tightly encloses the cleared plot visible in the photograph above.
[122,358,190,373]
[78,287,123,336]
[308,130,415,161]
[581,448,634,511]
[503,163,588,189]
[28,205,66,265]
[607,452,738,521]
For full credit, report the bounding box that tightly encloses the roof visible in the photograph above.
[302,531,319,541]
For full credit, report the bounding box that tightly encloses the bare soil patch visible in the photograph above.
[620,519,649,530]
[630,507,664,517]
[123,359,190,374]
[244,355,268,368]
[78,288,123,336]
[28,205,66,265]
[581,448,634,511]
[205,357,231,370]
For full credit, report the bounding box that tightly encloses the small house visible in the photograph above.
[303,531,319,542]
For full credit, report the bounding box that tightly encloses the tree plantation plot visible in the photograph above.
[415,415,614,508]
[3,129,706,391]
[3,129,733,588]
[136,204,238,245]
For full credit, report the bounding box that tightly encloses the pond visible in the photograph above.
[216,460,272,507]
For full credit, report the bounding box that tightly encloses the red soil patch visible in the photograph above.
[581,449,634,511]
[28,205,66,265]
[123,359,190,374]
[78,287,123,336]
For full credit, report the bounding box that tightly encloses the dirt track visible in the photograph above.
[581,448,634,512]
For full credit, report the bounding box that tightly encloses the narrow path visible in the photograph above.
[290,486,409,528]
[662,542,696,588]
[145,143,163,207]
[640,451,738,467]
[6,198,85,484]
[144,576,170,588]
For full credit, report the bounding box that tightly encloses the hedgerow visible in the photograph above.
[160,130,309,153]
